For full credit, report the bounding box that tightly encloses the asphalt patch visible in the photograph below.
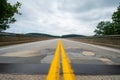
[0,63,120,75]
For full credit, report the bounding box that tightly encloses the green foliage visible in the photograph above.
[94,21,112,36]
[0,0,21,32]
[94,3,120,35]
[112,4,120,34]
[94,21,105,36]
[103,22,115,35]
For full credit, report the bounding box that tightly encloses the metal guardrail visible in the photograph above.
[74,35,120,40]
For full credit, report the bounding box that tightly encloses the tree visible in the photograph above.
[94,21,115,36]
[112,3,120,34]
[103,22,114,35]
[0,0,21,32]
[94,21,111,36]
[94,3,120,35]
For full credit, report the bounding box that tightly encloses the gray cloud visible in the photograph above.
[58,0,119,13]
[6,0,119,36]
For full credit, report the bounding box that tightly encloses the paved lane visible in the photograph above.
[0,39,120,80]
[0,39,120,64]
[0,39,58,63]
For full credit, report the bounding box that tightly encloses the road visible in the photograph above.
[0,39,120,80]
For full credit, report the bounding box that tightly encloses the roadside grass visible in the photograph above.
[0,36,52,47]
[70,36,120,49]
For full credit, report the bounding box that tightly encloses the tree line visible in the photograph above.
[94,3,120,36]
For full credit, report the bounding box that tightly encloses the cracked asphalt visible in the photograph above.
[0,39,120,80]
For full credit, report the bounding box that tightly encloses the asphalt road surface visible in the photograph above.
[0,39,120,80]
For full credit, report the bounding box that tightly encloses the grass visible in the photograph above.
[70,36,120,49]
[0,36,52,47]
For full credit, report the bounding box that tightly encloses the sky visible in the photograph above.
[6,0,119,36]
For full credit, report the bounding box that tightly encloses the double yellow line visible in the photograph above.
[46,40,76,80]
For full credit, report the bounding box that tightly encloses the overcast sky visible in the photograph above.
[7,0,119,36]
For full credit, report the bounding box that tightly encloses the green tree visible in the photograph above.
[112,3,120,34]
[0,0,21,32]
[94,21,105,35]
[94,21,114,36]
[103,22,114,35]
[94,3,120,36]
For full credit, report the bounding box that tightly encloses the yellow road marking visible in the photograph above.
[46,40,76,80]
[46,41,60,80]
[60,41,76,80]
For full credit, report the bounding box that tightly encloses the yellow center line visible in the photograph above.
[46,40,76,80]
[46,41,60,80]
[60,41,76,80]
